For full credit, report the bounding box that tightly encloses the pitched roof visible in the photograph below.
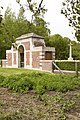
[16,33,44,40]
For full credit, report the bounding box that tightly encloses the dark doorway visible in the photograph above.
[18,45,24,68]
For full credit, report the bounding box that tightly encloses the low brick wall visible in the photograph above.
[2,59,7,68]
[42,60,53,72]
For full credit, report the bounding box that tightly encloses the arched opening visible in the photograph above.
[18,45,24,68]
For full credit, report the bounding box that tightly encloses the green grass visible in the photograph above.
[0,68,35,76]
[0,68,80,94]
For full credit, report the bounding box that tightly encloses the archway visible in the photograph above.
[18,45,24,68]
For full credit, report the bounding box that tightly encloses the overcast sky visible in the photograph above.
[0,0,75,40]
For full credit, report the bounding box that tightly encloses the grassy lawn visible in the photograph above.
[0,68,80,119]
[0,68,34,76]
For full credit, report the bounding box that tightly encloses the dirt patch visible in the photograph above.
[0,88,80,119]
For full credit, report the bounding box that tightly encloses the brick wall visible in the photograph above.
[13,53,16,64]
[42,60,53,72]
[7,53,12,66]
[26,52,30,65]
[1,60,7,68]
[32,52,40,68]
[22,42,30,50]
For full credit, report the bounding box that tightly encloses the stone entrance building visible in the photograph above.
[2,33,55,72]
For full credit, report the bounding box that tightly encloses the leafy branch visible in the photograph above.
[16,0,47,23]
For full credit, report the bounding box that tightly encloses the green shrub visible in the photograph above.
[0,73,34,92]
[34,85,45,95]
[0,75,19,89]
[0,75,5,84]
[15,76,34,92]
[0,70,80,94]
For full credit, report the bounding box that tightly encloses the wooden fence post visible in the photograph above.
[75,62,78,77]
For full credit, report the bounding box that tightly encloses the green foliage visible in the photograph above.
[72,41,80,60]
[16,0,47,21]
[0,74,34,93]
[44,36,50,46]
[41,94,75,117]
[48,34,69,59]
[0,69,80,95]
[56,62,75,71]
[45,34,80,60]
[0,75,5,84]
[0,6,50,59]
[56,61,80,71]
[62,100,75,112]
[0,68,80,119]
[0,112,22,120]
[33,17,50,37]
[61,0,80,41]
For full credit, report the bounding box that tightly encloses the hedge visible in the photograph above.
[55,61,80,71]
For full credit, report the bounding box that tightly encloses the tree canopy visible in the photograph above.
[61,0,80,41]
[0,6,50,59]
[0,0,80,61]
[48,34,69,60]
[16,0,46,23]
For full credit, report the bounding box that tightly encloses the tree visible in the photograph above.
[16,0,46,23]
[0,6,3,23]
[61,0,80,41]
[49,34,69,60]
[0,6,29,59]
[15,7,34,37]
[72,41,80,60]
[0,5,50,59]
[33,17,50,37]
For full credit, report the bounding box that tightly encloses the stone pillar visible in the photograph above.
[30,38,33,68]
[11,45,14,67]
[16,50,18,68]
[39,51,45,70]
[24,49,26,68]
[68,41,73,60]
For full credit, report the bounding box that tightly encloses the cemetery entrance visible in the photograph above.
[18,45,24,68]
[3,33,55,72]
